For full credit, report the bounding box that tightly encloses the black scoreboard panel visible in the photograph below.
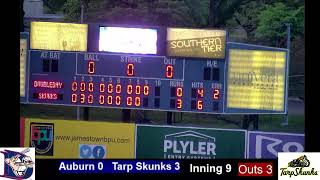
[28,50,225,114]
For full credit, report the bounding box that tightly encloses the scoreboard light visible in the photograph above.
[30,21,88,51]
[227,49,286,111]
[99,27,157,54]
[167,28,226,58]
[99,83,105,92]
[99,95,105,104]
[88,61,95,74]
[115,96,121,105]
[20,38,27,97]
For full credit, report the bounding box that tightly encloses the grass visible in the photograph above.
[20,104,304,133]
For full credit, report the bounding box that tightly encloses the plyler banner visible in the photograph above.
[136,124,246,159]
[21,118,135,159]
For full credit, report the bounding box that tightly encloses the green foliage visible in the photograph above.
[80,0,202,27]
[60,0,246,28]
[60,0,304,47]
[20,0,24,32]
[184,0,209,27]
[255,2,304,45]
[43,0,66,14]
[233,1,267,39]
[62,0,81,22]
[213,0,243,27]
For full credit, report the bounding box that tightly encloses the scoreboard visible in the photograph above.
[28,51,225,113]
[21,22,288,114]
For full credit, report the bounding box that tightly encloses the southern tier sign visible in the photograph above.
[21,21,288,114]
[167,28,226,59]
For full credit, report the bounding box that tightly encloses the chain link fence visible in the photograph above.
[288,75,304,100]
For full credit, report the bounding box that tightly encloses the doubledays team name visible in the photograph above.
[33,81,63,89]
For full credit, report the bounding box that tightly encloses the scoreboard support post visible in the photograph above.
[122,109,131,122]
[84,107,89,120]
[252,115,259,130]
[167,112,173,125]
[76,107,80,120]
[76,107,89,121]
[242,115,259,130]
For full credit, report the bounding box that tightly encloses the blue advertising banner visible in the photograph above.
[247,131,304,159]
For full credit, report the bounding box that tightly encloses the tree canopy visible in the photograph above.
[44,0,304,46]
[255,2,304,46]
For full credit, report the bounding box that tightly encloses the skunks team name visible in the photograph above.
[112,161,180,173]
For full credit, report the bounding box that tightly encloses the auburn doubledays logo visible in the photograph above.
[0,148,34,179]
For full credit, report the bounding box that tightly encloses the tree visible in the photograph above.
[183,0,209,27]
[208,0,243,27]
[255,2,304,46]
[66,0,199,26]
[226,0,304,44]
[20,0,24,32]
[62,0,242,28]
[233,1,267,40]
[62,0,81,22]
[43,0,66,14]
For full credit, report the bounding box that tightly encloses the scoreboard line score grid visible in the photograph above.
[28,50,226,114]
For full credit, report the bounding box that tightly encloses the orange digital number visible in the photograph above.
[177,99,182,109]
[213,89,220,100]
[197,100,203,110]
[166,65,173,78]
[135,97,141,107]
[99,95,105,104]
[127,97,133,106]
[71,94,77,103]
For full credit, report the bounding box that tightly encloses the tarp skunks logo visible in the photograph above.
[278,153,320,180]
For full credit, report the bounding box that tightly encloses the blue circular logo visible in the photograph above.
[92,146,105,159]
[80,145,92,158]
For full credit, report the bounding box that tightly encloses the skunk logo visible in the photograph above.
[288,155,310,167]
